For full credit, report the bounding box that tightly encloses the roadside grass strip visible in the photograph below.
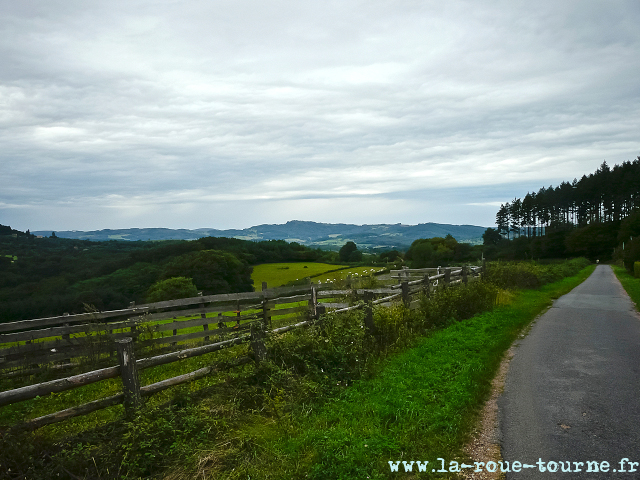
[224,265,596,480]
[613,265,640,310]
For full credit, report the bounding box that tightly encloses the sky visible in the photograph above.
[1,0,639,232]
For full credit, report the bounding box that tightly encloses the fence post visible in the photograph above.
[363,290,376,335]
[401,281,410,307]
[423,274,431,298]
[116,337,141,417]
[462,266,468,285]
[309,286,317,321]
[262,281,268,292]
[62,319,71,364]
[199,293,209,342]
[262,299,272,329]
[444,268,451,286]
[217,312,225,330]
[250,324,268,363]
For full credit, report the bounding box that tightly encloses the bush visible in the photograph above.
[146,276,198,303]
[161,249,253,294]
[485,258,590,289]
[635,262,640,278]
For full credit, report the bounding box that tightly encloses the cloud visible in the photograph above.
[1,0,639,231]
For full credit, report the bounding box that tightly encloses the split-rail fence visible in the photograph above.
[0,264,483,432]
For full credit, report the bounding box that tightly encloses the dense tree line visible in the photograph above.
[486,155,640,268]
[496,157,640,239]
[405,234,482,267]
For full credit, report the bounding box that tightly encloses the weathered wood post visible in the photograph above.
[423,274,431,298]
[363,290,376,335]
[262,298,273,329]
[444,268,451,286]
[116,337,141,417]
[62,315,71,364]
[236,300,241,326]
[462,266,468,285]
[199,293,209,342]
[309,286,318,321]
[128,302,137,336]
[262,281,268,292]
[401,281,410,307]
[250,324,268,363]
[217,312,225,330]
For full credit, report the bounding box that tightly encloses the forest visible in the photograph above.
[485,155,640,268]
[0,229,333,323]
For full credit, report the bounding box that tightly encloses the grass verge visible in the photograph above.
[612,265,640,310]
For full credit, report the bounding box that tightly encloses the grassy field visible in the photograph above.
[251,262,385,288]
[613,265,640,310]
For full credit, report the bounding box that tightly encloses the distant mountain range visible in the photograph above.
[33,221,488,250]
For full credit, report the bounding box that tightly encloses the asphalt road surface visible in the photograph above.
[498,265,640,479]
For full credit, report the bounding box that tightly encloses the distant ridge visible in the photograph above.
[33,221,488,250]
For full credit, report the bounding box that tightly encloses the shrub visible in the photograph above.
[635,262,640,278]
[146,276,198,303]
[485,258,590,289]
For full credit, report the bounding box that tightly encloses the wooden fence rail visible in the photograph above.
[0,264,483,432]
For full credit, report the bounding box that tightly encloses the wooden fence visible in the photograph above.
[0,264,483,432]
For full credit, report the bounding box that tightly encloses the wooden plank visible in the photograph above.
[0,317,145,344]
[271,319,314,334]
[390,268,440,274]
[136,335,250,370]
[333,304,364,314]
[0,351,107,370]
[16,393,125,432]
[372,293,402,305]
[140,324,252,347]
[0,365,120,407]
[0,362,79,379]
[320,303,350,309]
[140,356,253,396]
[263,285,314,299]
[317,290,351,297]
[0,330,137,357]
[354,288,396,295]
[0,308,147,334]
[152,314,256,333]
[270,306,307,317]
[272,294,311,304]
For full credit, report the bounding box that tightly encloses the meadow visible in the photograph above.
[251,262,386,288]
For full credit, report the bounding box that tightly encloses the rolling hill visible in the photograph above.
[34,220,487,250]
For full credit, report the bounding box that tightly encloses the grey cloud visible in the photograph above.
[1,0,639,231]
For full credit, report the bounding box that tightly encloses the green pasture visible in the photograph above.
[251,262,387,288]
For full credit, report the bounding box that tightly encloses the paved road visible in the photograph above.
[498,265,640,479]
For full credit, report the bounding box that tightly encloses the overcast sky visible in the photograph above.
[1,0,639,232]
